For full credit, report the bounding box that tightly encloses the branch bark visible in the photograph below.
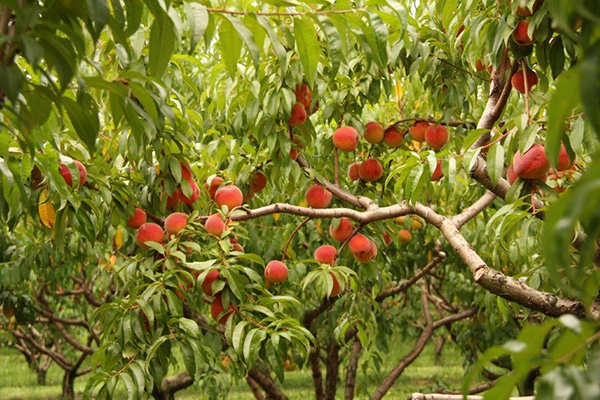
[248,368,288,400]
[344,339,361,400]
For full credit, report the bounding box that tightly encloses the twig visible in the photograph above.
[206,7,364,17]
[521,60,530,123]
[435,56,491,82]
[281,217,310,262]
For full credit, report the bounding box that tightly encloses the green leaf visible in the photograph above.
[232,321,248,354]
[186,3,209,52]
[293,18,320,86]
[86,0,110,26]
[487,143,505,187]
[120,371,137,400]
[442,0,458,29]
[148,11,176,77]
[179,340,196,380]
[222,15,260,71]
[219,18,242,77]
[580,40,600,138]
[0,65,23,103]
[62,97,99,153]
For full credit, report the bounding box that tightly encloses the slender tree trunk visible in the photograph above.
[247,368,288,400]
[344,340,361,400]
[37,368,47,385]
[246,376,265,400]
[324,342,340,400]
[433,336,445,364]
[61,371,75,400]
[309,345,325,400]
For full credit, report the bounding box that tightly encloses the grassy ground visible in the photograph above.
[0,342,469,399]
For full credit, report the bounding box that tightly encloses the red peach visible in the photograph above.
[329,218,353,242]
[314,245,337,265]
[383,126,404,147]
[431,161,444,181]
[290,148,299,161]
[513,144,549,180]
[250,172,267,193]
[507,164,518,184]
[516,0,542,16]
[512,20,535,46]
[127,208,147,229]
[265,260,289,283]
[398,229,411,243]
[383,232,392,246]
[354,240,377,263]
[409,122,429,142]
[166,190,181,208]
[364,121,385,144]
[333,126,360,152]
[215,185,243,211]
[511,68,538,94]
[165,212,187,235]
[289,103,307,126]
[348,234,371,256]
[425,125,449,150]
[59,160,87,187]
[295,83,312,110]
[348,162,361,181]
[211,293,234,324]
[205,213,227,236]
[358,159,383,182]
[557,143,575,171]
[180,162,193,181]
[201,270,221,296]
[180,181,200,204]
[204,176,224,200]
[475,59,486,72]
[136,223,164,249]
[305,184,332,208]
[329,274,341,297]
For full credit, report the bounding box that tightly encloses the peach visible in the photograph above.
[295,83,312,110]
[358,159,383,182]
[513,144,549,180]
[205,213,227,236]
[175,282,187,302]
[204,176,224,200]
[409,122,429,142]
[290,148,299,161]
[289,103,307,126]
[265,260,289,283]
[136,223,164,249]
[383,232,392,246]
[364,121,385,144]
[511,68,538,94]
[211,293,234,324]
[329,273,341,297]
[398,229,411,243]
[180,181,200,204]
[305,184,332,208]
[333,126,360,152]
[475,59,486,72]
[354,240,377,263]
[165,212,187,235]
[201,270,221,296]
[512,20,535,46]
[233,243,244,252]
[166,190,181,208]
[425,125,449,150]
[516,0,543,17]
[507,164,518,184]
[59,160,87,187]
[215,185,243,210]
[348,162,361,181]
[383,126,404,147]
[412,218,423,230]
[250,172,267,193]
[349,234,371,256]
[430,161,444,181]
[127,208,147,229]
[557,143,575,171]
[329,218,353,242]
[315,245,336,265]
[180,162,193,181]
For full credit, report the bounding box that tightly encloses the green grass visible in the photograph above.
[0,342,469,399]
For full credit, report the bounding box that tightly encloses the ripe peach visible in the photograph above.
[364,121,385,144]
[516,0,543,17]
[475,59,486,72]
[383,232,392,246]
[398,229,411,243]
[507,164,518,184]
[315,245,337,265]
[289,103,307,126]
[59,160,87,187]
[512,20,535,46]
[305,184,332,208]
[348,162,361,181]
[511,68,538,94]
[333,126,360,152]
[354,240,377,263]
[215,185,243,210]
[409,122,429,142]
[383,126,404,147]
[349,234,371,256]
[175,282,187,302]
[201,270,221,296]
[431,161,444,181]
[166,190,181,208]
[290,148,299,161]
[557,143,575,171]
[412,218,423,230]
[233,243,244,252]
[358,159,383,182]
[205,213,227,236]
[136,223,164,249]
[295,83,312,110]
[180,162,193,181]
[204,176,224,200]
[265,260,289,283]
[425,125,449,150]
[329,218,353,242]
[127,208,147,229]
[180,181,200,204]
[250,172,267,193]
[211,293,234,324]
[165,212,187,235]
[513,144,549,180]
[329,274,341,297]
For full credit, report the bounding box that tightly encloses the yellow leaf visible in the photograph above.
[316,219,323,234]
[427,251,432,263]
[395,83,403,102]
[273,213,280,222]
[115,226,124,249]
[38,188,56,228]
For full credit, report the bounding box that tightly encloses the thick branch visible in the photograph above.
[451,191,496,228]
[246,376,266,400]
[161,372,194,395]
[248,368,288,400]
[409,395,534,400]
[13,329,73,371]
[324,342,340,400]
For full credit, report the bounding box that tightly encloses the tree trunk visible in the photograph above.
[433,336,445,364]
[309,345,325,400]
[61,371,75,400]
[37,368,47,385]
[324,342,340,400]
[344,340,361,400]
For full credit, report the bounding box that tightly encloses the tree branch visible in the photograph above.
[451,191,496,228]
[248,368,288,400]
[344,339,361,400]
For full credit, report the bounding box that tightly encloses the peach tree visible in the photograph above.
[0,0,599,399]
